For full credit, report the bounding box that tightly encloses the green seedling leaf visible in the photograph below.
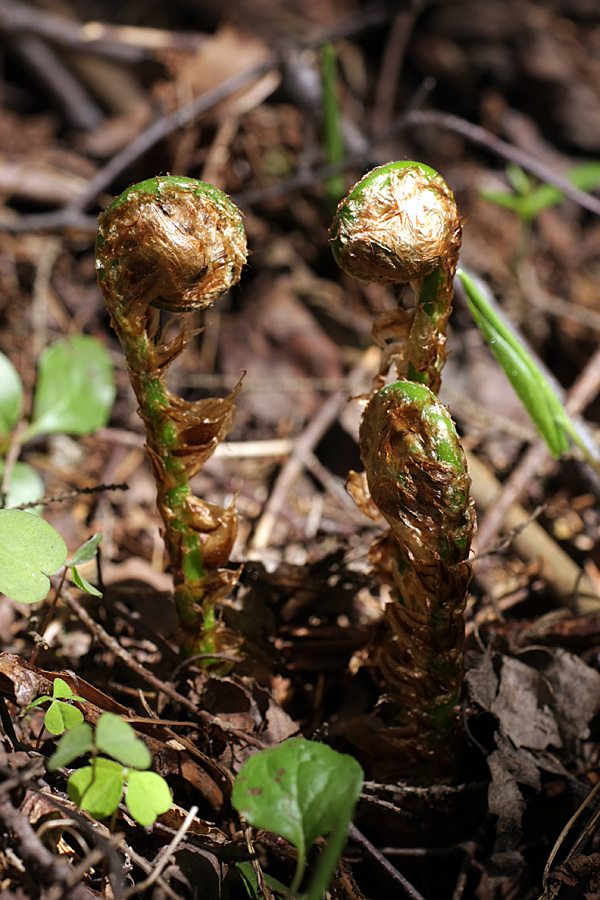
[0,461,44,514]
[0,509,67,603]
[458,268,573,458]
[70,566,102,597]
[50,677,84,702]
[27,678,86,735]
[44,700,84,735]
[68,533,103,597]
[69,533,102,566]
[25,335,115,441]
[125,770,172,826]
[95,712,152,769]
[0,351,23,437]
[236,861,289,899]
[481,160,600,223]
[68,757,125,820]
[505,161,531,195]
[232,738,363,897]
[47,722,94,770]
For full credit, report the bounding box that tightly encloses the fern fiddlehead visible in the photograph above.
[96,176,247,656]
[331,163,475,780]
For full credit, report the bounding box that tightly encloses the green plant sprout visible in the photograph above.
[0,336,115,511]
[457,268,599,465]
[232,738,363,900]
[330,161,473,780]
[321,42,346,212]
[0,510,103,604]
[47,711,172,827]
[95,176,248,657]
[480,160,600,224]
[25,676,85,735]
[331,161,591,780]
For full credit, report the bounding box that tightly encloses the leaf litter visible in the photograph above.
[1,1,600,898]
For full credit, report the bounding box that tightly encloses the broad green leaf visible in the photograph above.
[70,565,102,598]
[44,700,84,735]
[25,335,115,440]
[0,509,67,603]
[68,757,125,820]
[95,713,152,769]
[0,351,23,437]
[69,533,102,566]
[125,770,172,826]
[232,738,363,894]
[457,268,571,458]
[0,461,44,514]
[47,722,93,770]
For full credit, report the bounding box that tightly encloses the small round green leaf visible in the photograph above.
[69,533,103,566]
[0,462,44,514]
[0,351,23,436]
[125,770,172,826]
[95,713,152,769]
[44,700,84,735]
[52,678,75,700]
[68,757,125,820]
[47,722,93,770]
[70,565,103,597]
[0,509,67,604]
[26,335,115,440]
[232,738,363,858]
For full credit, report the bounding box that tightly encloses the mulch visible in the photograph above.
[2,1,600,897]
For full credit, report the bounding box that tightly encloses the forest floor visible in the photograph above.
[2,1,600,898]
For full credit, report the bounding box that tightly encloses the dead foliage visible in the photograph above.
[1,1,600,898]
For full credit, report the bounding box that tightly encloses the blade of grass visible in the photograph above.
[457,267,598,469]
[321,42,346,213]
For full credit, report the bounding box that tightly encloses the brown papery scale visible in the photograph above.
[97,176,247,315]
[330,162,462,392]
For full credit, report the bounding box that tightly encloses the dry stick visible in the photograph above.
[349,825,427,900]
[249,346,379,551]
[371,2,423,135]
[467,454,596,610]
[0,800,96,900]
[0,0,183,61]
[6,95,600,236]
[235,108,600,216]
[60,585,265,748]
[122,804,199,899]
[12,32,103,130]
[1,56,277,234]
[121,853,182,900]
[541,780,600,898]
[401,109,600,218]
[474,343,600,556]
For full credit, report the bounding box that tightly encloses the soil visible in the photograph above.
[1,1,600,898]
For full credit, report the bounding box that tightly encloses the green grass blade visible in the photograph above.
[457,268,581,459]
[321,42,346,212]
